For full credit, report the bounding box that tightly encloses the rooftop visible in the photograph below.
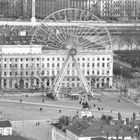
[0,120,12,127]
[66,120,132,137]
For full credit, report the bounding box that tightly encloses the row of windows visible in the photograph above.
[0,57,111,62]
[3,62,111,68]
[3,69,110,76]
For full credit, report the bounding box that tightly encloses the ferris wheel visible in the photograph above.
[31,8,112,98]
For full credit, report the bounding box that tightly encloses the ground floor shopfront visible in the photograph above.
[0,76,113,91]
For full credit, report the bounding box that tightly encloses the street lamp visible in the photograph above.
[120,66,123,80]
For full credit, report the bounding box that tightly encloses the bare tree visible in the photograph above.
[119,31,135,50]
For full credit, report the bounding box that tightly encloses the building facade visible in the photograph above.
[0,120,12,136]
[99,0,140,21]
[0,0,97,19]
[0,0,25,18]
[0,45,113,91]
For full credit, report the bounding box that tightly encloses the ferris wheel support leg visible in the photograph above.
[52,54,70,89]
[72,56,94,97]
[53,54,70,96]
[55,60,70,97]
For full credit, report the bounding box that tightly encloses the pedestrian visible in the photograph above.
[59,109,61,113]
[42,98,45,102]
[94,104,96,107]
[77,110,79,114]
[26,94,28,98]
[79,100,81,104]
[19,99,22,102]
[118,99,120,103]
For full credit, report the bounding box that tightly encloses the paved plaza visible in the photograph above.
[0,91,140,140]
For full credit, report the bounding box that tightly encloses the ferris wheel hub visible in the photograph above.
[69,48,77,56]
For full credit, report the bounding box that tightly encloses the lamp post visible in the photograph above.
[120,66,123,80]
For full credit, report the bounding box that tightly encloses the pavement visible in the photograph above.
[0,91,140,140]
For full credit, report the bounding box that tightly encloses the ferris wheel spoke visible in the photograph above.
[40,24,64,45]
[57,26,68,43]
[39,26,64,47]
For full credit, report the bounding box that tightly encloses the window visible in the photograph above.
[87,57,90,61]
[62,57,65,61]
[87,70,89,75]
[92,58,95,61]
[47,71,49,75]
[10,64,12,68]
[42,71,44,75]
[47,63,49,67]
[82,58,85,61]
[52,70,54,75]
[26,71,28,76]
[102,58,105,61]
[4,64,6,68]
[97,70,99,75]
[77,58,80,61]
[4,71,7,76]
[37,63,39,67]
[15,64,17,67]
[15,71,17,76]
[52,58,54,61]
[26,58,29,61]
[102,63,105,67]
[31,71,34,76]
[82,63,85,67]
[47,58,49,61]
[97,58,100,61]
[26,64,28,68]
[87,63,90,67]
[92,70,94,74]
[20,71,23,76]
[57,58,60,61]
[57,63,60,67]
[52,63,54,67]
[37,58,39,61]
[97,63,100,67]
[107,63,110,67]
[21,58,23,61]
[15,58,18,61]
[92,63,94,67]
[20,64,23,68]
[10,71,12,76]
[107,58,110,61]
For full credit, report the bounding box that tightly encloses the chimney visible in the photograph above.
[118,112,122,121]
[126,118,129,125]
[133,113,136,121]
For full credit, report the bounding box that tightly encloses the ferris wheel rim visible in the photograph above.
[31,8,112,51]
